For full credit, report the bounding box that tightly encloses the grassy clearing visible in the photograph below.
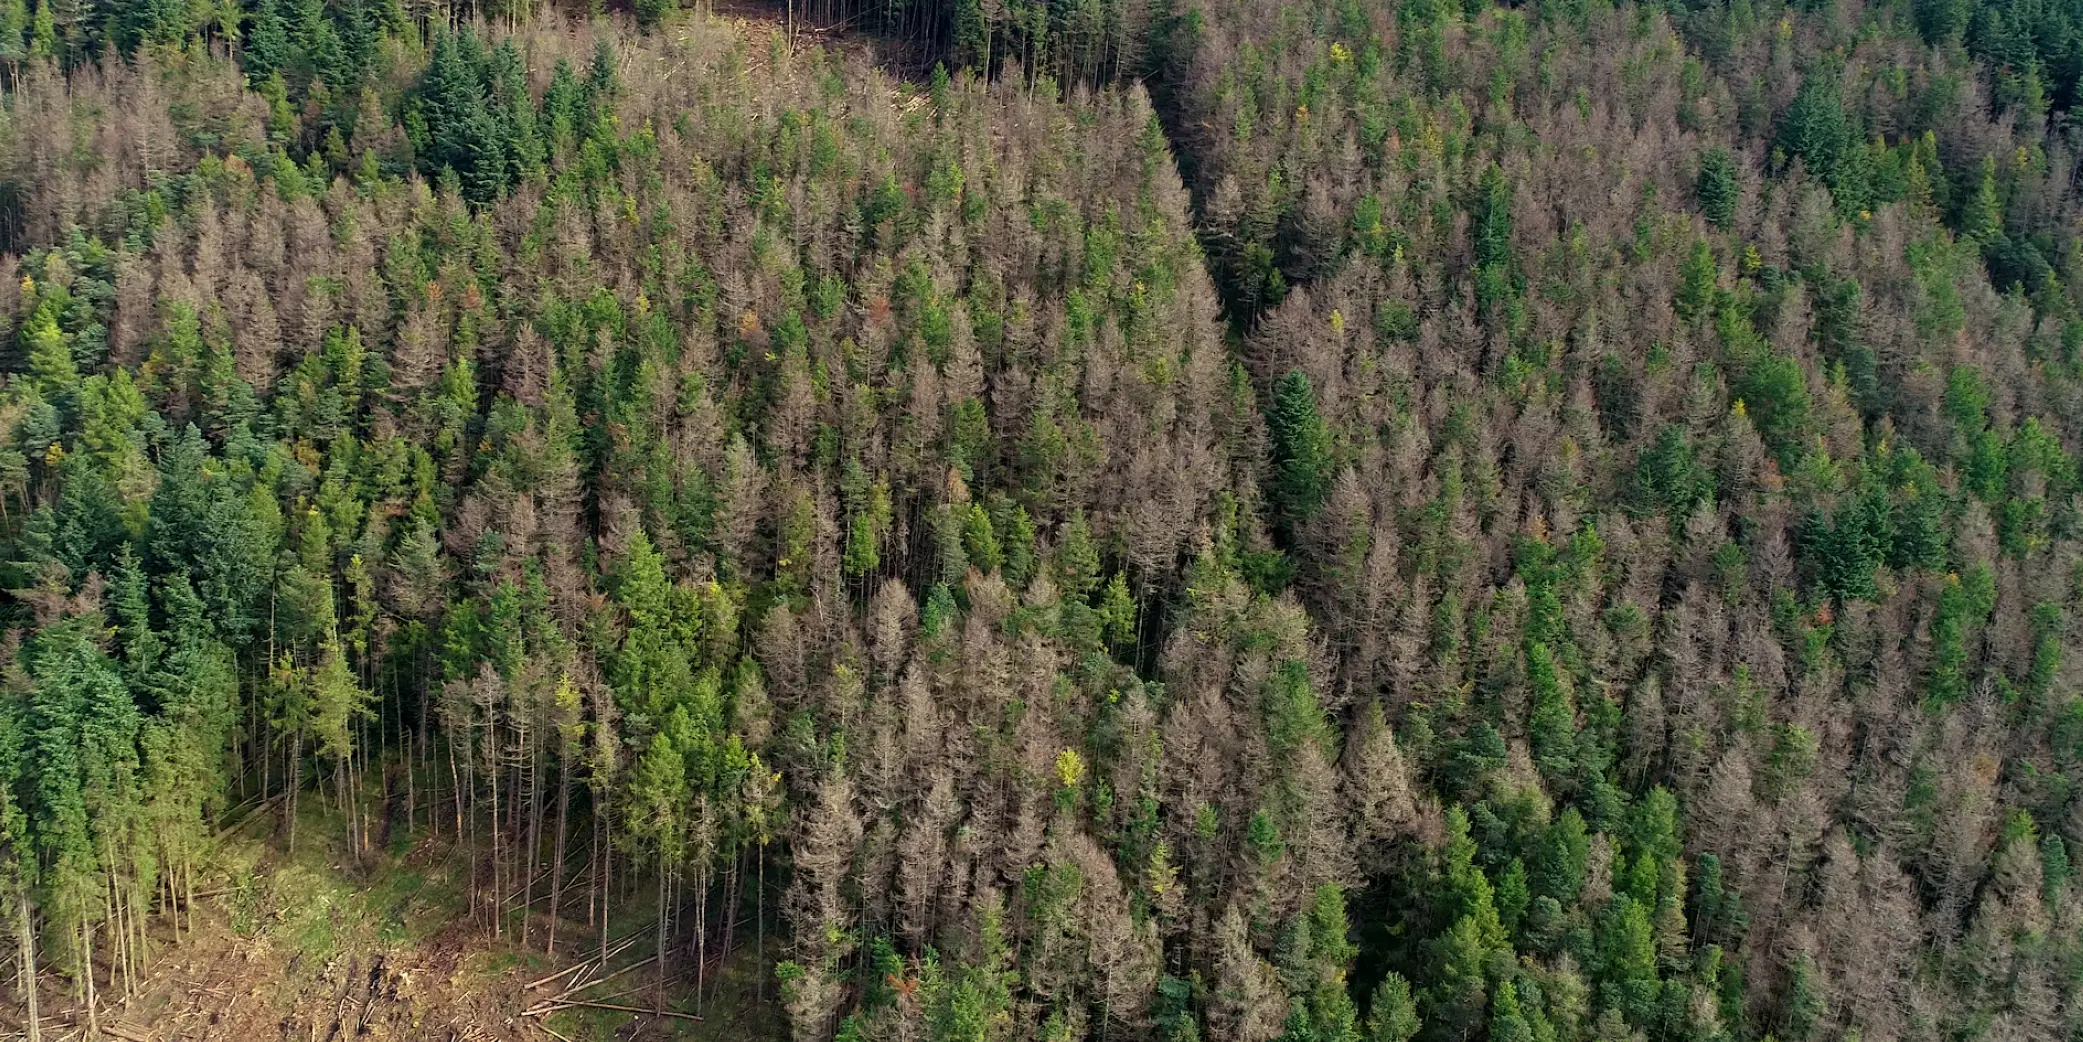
[232,798,470,960]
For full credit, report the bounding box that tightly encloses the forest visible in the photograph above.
[0,0,2082,1039]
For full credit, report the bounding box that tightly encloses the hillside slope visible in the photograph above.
[1,2,2082,1042]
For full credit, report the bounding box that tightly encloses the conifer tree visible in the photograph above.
[1697,148,1739,229]
[1268,371,1332,536]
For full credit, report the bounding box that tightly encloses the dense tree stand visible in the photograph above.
[1,2,2082,1042]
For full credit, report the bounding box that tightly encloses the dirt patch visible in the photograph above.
[105,930,522,1041]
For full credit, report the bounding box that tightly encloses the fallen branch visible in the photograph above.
[56,1012,154,1042]
[213,793,287,841]
[523,959,593,991]
[525,928,642,992]
[524,999,703,1022]
[556,952,655,1000]
[503,846,592,908]
[77,1023,153,1042]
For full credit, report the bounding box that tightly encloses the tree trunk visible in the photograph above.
[589,802,601,931]
[488,745,502,939]
[755,851,765,1005]
[451,745,471,919]
[419,649,432,834]
[287,730,302,854]
[599,824,612,965]
[256,686,269,808]
[336,760,354,865]
[654,863,667,1015]
[716,854,742,1007]
[547,758,572,955]
[401,710,415,838]
[693,860,707,1015]
[81,921,98,1038]
[521,753,538,948]
[18,890,38,1042]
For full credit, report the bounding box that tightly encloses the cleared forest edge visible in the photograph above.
[18,796,784,1040]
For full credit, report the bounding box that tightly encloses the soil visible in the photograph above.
[95,924,524,1041]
